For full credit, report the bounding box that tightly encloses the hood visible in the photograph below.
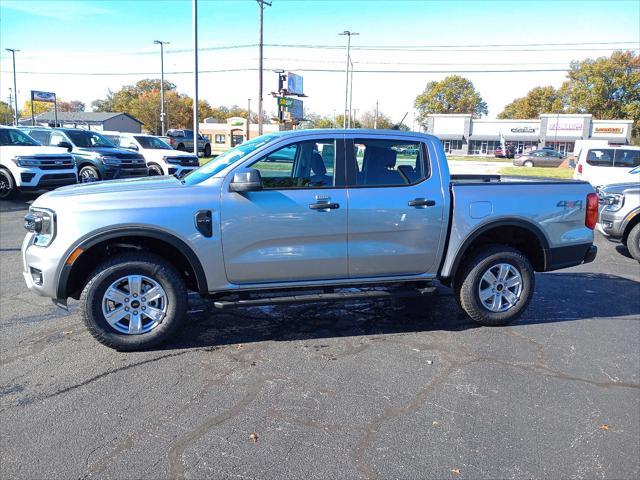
[34,175,182,203]
[74,146,143,157]
[1,145,71,157]
[600,181,640,195]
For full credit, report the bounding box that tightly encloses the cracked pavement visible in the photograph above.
[1,195,639,479]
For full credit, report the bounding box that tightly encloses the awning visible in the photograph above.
[433,133,465,141]
[469,135,500,141]
[543,135,582,142]
[590,136,628,144]
[504,134,540,142]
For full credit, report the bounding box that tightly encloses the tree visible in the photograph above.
[359,109,394,129]
[58,100,85,112]
[498,86,564,119]
[0,101,14,124]
[21,100,54,118]
[559,51,640,138]
[415,75,488,126]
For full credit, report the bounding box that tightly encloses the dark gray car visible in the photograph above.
[166,129,212,157]
[513,149,564,168]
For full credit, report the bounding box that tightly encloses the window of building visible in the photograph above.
[349,139,427,186]
[232,135,244,146]
[251,139,335,189]
[469,140,500,155]
[215,134,226,144]
[441,140,462,153]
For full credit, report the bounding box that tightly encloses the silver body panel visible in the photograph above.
[598,182,640,240]
[21,129,595,302]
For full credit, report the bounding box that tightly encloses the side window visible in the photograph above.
[215,134,225,144]
[28,130,51,145]
[614,149,640,168]
[585,148,614,167]
[251,139,336,189]
[49,131,67,147]
[351,139,427,186]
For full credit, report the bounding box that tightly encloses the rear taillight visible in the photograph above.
[577,163,583,174]
[168,137,174,145]
[585,192,598,229]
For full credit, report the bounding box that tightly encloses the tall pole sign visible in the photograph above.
[31,91,57,127]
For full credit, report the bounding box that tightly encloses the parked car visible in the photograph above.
[573,145,640,187]
[0,126,77,199]
[116,133,200,176]
[20,127,148,182]
[598,167,640,262]
[21,129,597,351]
[495,145,515,159]
[166,129,212,157]
[513,149,564,168]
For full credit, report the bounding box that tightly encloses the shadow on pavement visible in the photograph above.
[0,194,38,212]
[615,245,634,260]
[161,272,640,351]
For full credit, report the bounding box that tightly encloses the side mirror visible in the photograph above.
[57,141,72,152]
[229,168,263,193]
[127,145,139,151]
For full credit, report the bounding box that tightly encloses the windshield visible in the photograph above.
[135,136,172,150]
[0,128,40,146]
[65,130,115,148]
[182,134,279,185]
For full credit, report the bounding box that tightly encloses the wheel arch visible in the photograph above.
[622,209,640,244]
[57,227,208,300]
[443,219,550,286]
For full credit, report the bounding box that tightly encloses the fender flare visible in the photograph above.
[56,226,208,299]
[444,219,550,281]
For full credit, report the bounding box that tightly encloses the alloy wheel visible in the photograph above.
[478,263,523,313]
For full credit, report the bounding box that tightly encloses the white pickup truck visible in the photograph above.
[0,126,77,199]
[22,130,598,351]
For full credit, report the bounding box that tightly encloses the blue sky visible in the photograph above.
[1,0,639,121]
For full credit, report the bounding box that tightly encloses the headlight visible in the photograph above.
[604,193,625,212]
[163,156,181,164]
[101,156,121,166]
[12,156,40,167]
[24,208,56,247]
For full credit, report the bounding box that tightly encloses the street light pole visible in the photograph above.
[192,0,199,156]
[348,56,354,128]
[5,48,19,126]
[153,40,170,136]
[257,0,272,136]
[338,31,358,129]
[247,98,251,140]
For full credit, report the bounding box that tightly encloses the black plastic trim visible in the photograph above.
[543,243,595,271]
[56,227,208,299]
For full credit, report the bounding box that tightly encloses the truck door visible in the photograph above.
[220,136,348,284]
[345,136,446,278]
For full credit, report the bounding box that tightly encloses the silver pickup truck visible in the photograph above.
[21,130,598,351]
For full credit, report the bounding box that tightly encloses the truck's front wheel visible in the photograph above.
[456,245,534,326]
[79,253,187,351]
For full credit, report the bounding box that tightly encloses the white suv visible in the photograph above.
[116,133,199,177]
[574,145,640,187]
[0,126,77,199]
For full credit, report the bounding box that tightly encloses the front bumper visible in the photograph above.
[21,233,63,300]
[599,209,626,240]
[14,167,77,190]
[103,166,149,180]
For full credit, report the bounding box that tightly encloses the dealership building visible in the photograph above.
[424,113,633,156]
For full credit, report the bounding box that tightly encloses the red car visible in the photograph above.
[495,145,515,159]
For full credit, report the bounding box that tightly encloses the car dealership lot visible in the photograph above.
[1,195,639,479]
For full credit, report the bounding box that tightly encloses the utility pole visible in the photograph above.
[374,100,379,129]
[257,0,272,136]
[338,31,358,129]
[7,89,13,125]
[348,56,354,128]
[192,0,199,155]
[247,98,251,140]
[154,40,170,136]
[5,48,19,126]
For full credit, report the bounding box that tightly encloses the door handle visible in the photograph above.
[408,198,436,208]
[309,202,340,210]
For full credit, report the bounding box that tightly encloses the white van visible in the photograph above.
[573,145,640,187]
[116,133,200,177]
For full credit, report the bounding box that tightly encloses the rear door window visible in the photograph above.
[347,139,427,186]
[27,129,51,145]
[585,148,614,167]
[613,149,640,168]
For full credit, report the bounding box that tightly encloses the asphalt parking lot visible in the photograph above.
[1,193,639,480]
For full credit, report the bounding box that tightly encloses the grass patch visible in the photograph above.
[499,166,574,179]
[447,156,511,163]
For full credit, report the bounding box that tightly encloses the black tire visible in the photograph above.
[176,143,186,152]
[203,144,211,157]
[626,223,640,263]
[0,168,16,200]
[79,253,187,351]
[523,160,534,168]
[456,245,535,326]
[79,165,101,183]
[148,163,164,176]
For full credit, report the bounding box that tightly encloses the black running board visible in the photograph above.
[213,286,436,309]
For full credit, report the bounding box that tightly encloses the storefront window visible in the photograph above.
[215,134,226,144]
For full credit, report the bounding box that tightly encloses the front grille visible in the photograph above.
[167,156,199,167]
[38,173,77,187]
[38,157,75,170]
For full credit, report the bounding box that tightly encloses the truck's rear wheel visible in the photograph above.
[0,168,15,199]
[456,245,534,326]
[79,253,187,351]
[626,223,640,263]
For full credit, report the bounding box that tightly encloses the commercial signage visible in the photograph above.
[286,98,304,121]
[510,126,537,133]
[31,90,56,103]
[594,127,623,134]
[287,72,304,96]
[277,97,293,107]
[548,122,582,131]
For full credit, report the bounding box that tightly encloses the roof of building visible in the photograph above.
[31,111,143,125]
